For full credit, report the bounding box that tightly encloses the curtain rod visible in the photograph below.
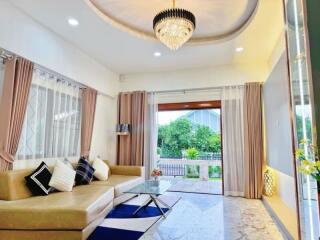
[35,65,115,99]
[150,85,244,94]
[0,48,115,99]
[34,64,86,88]
[0,49,14,63]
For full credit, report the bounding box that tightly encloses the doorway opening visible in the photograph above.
[157,101,223,195]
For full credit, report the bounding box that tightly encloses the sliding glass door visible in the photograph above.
[157,101,223,195]
[284,0,320,238]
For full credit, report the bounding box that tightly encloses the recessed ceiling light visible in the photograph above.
[154,52,162,57]
[236,47,244,52]
[68,17,79,27]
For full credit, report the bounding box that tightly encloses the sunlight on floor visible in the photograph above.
[162,177,222,195]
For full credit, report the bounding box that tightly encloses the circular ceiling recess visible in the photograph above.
[84,0,259,45]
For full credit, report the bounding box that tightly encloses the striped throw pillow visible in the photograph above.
[75,157,95,185]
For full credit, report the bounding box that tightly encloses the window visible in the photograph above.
[16,70,81,160]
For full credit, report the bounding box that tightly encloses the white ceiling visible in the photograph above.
[88,0,258,42]
[9,0,284,74]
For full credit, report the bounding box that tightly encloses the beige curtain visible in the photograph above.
[244,82,264,199]
[81,88,97,158]
[222,86,245,197]
[0,57,34,171]
[117,91,147,166]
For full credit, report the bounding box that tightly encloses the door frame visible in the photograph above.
[158,100,224,195]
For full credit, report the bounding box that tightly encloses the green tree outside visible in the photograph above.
[186,147,199,159]
[158,118,193,158]
[296,115,312,142]
[158,118,221,158]
[208,133,221,153]
[192,126,213,152]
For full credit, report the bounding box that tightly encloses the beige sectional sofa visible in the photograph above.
[0,162,144,240]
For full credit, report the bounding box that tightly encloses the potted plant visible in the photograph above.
[151,168,162,181]
[296,139,320,202]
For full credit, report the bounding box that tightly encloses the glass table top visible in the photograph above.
[125,180,171,195]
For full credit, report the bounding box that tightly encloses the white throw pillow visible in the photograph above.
[92,157,109,181]
[49,160,76,192]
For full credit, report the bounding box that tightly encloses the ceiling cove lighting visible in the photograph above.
[153,0,196,50]
[68,17,79,27]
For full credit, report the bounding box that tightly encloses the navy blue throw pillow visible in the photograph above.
[75,157,95,185]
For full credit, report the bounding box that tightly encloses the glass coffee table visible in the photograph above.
[125,180,172,218]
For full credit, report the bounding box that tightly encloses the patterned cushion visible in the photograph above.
[25,162,54,196]
[75,157,95,185]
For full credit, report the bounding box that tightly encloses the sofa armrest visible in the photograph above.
[109,165,145,177]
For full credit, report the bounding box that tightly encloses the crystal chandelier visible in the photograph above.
[153,0,196,50]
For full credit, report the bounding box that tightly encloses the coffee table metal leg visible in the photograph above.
[132,194,171,219]
[151,195,167,218]
[133,196,153,216]
[155,197,172,210]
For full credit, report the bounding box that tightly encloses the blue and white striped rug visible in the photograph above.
[88,194,181,240]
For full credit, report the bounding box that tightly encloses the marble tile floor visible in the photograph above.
[166,178,222,195]
[139,192,285,240]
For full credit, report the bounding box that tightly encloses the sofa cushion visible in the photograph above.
[0,185,114,230]
[91,175,143,197]
[109,165,144,177]
[25,162,53,196]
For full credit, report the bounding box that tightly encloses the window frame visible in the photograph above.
[158,100,221,111]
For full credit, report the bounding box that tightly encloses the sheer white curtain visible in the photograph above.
[16,69,81,160]
[144,92,158,179]
[221,85,245,197]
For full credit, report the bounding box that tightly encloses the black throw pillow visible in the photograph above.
[25,162,54,196]
[75,157,95,185]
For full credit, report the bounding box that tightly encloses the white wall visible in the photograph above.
[0,2,120,166]
[264,53,294,177]
[263,52,297,211]
[276,170,297,211]
[0,1,119,97]
[120,63,269,93]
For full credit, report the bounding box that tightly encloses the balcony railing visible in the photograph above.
[157,157,222,181]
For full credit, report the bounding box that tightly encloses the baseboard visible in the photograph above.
[262,196,298,240]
